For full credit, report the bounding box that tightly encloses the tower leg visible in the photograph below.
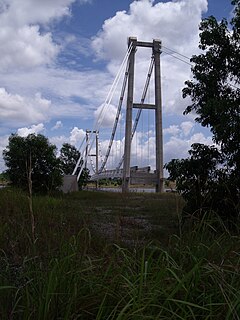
[153,39,164,193]
[122,37,137,193]
[122,38,164,193]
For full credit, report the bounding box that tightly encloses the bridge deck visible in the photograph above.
[91,166,157,185]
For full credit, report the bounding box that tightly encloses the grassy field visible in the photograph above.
[0,188,239,319]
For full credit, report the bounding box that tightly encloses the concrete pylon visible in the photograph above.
[153,39,164,193]
[122,37,137,193]
[122,37,164,193]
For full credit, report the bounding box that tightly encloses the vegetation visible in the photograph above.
[183,1,240,172]
[2,137,90,193]
[165,1,240,222]
[59,142,90,190]
[0,172,9,185]
[97,177,122,187]
[0,188,239,319]
[1,2,239,319]
[165,143,239,221]
[59,143,81,175]
[3,134,62,194]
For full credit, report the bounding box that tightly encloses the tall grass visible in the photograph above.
[0,188,239,319]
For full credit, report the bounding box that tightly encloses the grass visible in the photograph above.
[0,188,239,319]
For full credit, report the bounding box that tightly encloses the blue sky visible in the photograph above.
[0,0,235,172]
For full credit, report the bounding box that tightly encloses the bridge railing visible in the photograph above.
[90,166,154,181]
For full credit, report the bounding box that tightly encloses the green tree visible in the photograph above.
[59,143,90,190]
[3,134,62,193]
[165,144,230,218]
[182,1,240,180]
[0,172,9,184]
[166,1,240,221]
[59,143,81,175]
[78,168,90,190]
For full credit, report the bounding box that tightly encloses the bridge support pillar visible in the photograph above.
[122,37,137,193]
[153,39,164,193]
[122,37,164,193]
[86,130,99,188]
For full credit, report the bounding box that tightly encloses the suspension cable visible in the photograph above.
[75,43,240,180]
[72,135,86,175]
[75,43,133,181]
[98,59,130,173]
[162,45,191,60]
[162,48,240,90]
[161,49,193,67]
[116,55,154,170]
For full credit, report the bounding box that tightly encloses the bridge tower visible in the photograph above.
[85,129,99,174]
[122,37,164,193]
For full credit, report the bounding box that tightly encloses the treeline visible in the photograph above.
[2,134,89,194]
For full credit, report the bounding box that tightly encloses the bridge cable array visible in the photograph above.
[116,55,155,171]
[73,43,240,181]
[98,59,130,173]
[72,42,133,180]
[161,46,240,90]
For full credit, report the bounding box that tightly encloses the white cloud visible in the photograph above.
[51,121,63,130]
[164,121,195,138]
[180,121,194,137]
[92,0,208,114]
[164,132,213,164]
[50,135,70,152]
[92,0,207,61]
[1,0,74,27]
[0,26,58,71]
[50,126,86,153]
[70,127,85,146]
[0,0,91,72]
[0,0,105,145]
[0,88,51,127]
[1,67,111,114]
[0,0,74,72]
[164,125,181,136]
[78,0,92,4]
[0,0,217,178]
[95,128,213,172]
[17,123,45,137]
[189,132,213,146]
[94,104,118,128]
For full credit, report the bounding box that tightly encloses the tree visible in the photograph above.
[3,134,62,193]
[165,2,240,221]
[182,1,240,180]
[165,144,229,218]
[59,143,90,190]
[59,143,81,175]
[78,168,90,190]
[166,148,239,221]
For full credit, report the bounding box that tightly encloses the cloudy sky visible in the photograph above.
[0,0,234,172]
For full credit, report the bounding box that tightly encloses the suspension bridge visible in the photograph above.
[71,37,167,193]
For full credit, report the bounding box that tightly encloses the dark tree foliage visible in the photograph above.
[59,143,81,175]
[166,2,240,221]
[165,144,238,219]
[3,134,62,193]
[183,1,240,176]
[78,168,90,190]
[59,143,90,190]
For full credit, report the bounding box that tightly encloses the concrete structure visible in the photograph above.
[122,37,164,193]
[60,175,78,193]
[91,166,156,185]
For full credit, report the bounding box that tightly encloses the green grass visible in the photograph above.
[0,188,239,319]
